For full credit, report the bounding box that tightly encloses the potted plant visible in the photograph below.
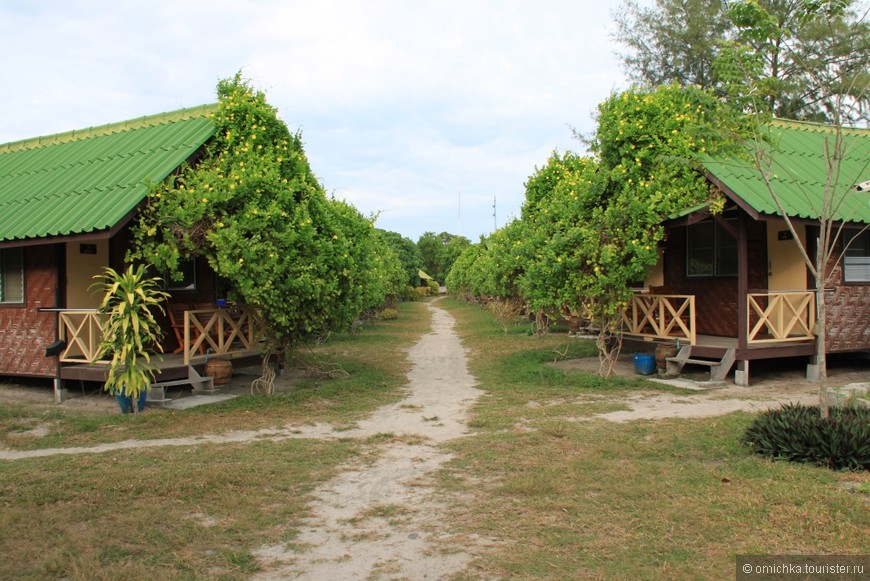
[93,264,169,414]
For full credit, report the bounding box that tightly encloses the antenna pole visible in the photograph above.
[493,196,497,231]
[457,190,462,236]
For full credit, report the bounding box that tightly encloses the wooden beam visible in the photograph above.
[737,212,749,350]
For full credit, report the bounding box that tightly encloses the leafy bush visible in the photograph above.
[376,308,399,321]
[132,73,394,360]
[402,285,419,301]
[743,403,870,470]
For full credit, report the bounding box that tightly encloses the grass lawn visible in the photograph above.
[0,297,867,580]
[438,298,870,580]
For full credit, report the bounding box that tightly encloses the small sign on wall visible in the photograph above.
[777,230,794,241]
[79,243,98,255]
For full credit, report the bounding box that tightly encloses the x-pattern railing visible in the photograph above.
[622,294,696,345]
[58,310,107,364]
[183,307,264,364]
[747,291,815,344]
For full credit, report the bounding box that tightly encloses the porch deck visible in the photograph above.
[59,351,264,384]
[625,334,815,361]
[55,305,265,385]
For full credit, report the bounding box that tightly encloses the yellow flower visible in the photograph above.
[201,197,207,203]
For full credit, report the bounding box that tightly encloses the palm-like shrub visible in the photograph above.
[93,265,169,412]
[743,403,870,470]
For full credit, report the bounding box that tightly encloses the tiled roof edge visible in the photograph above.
[0,103,219,153]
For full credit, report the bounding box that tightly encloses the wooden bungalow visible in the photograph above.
[0,105,263,401]
[622,121,870,385]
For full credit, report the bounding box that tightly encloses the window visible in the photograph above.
[686,220,737,277]
[165,258,197,291]
[0,247,24,304]
[843,230,870,283]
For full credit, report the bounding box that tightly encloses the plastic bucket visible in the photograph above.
[633,353,657,376]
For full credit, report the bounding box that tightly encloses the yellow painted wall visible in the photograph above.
[767,222,808,291]
[644,250,665,289]
[66,240,109,308]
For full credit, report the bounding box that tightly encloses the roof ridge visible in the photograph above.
[0,103,218,153]
[770,118,870,136]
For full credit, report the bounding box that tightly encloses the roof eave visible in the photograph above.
[0,205,139,249]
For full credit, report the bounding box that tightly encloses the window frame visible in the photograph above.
[686,220,738,278]
[164,258,197,291]
[0,247,25,305]
[843,229,870,284]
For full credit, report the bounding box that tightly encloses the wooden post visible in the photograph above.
[736,213,748,351]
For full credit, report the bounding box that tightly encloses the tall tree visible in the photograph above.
[377,229,424,287]
[613,0,729,89]
[447,86,742,375]
[417,231,471,282]
[131,73,392,391]
[612,0,870,123]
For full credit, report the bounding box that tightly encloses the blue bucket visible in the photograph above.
[633,353,656,376]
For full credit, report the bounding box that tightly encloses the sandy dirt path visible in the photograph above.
[250,298,485,580]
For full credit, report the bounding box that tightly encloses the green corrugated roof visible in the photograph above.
[0,104,218,243]
[702,120,870,224]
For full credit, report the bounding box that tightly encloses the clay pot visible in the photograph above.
[204,359,233,385]
[655,344,678,371]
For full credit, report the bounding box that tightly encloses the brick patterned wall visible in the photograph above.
[824,259,870,352]
[663,220,767,337]
[0,245,59,378]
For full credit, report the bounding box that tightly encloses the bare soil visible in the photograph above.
[551,351,870,421]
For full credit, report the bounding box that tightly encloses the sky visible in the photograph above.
[0,0,630,243]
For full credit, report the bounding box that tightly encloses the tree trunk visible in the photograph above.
[815,246,830,418]
[596,314,623,378]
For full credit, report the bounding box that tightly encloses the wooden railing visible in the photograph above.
[58,310,107,364]
[183,307,264,365]
[747,291,815,344]
[622,294,696,345]
[56,305,264,366]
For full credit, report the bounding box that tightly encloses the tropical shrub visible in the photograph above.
[743,403,870,470]
[376,308,399,321]
[93,265,169,412]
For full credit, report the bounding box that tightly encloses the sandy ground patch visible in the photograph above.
[551,351,870,422]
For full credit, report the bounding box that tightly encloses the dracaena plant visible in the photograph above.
[93,264,169,411]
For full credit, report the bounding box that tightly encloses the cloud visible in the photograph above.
[0,0,628,242]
